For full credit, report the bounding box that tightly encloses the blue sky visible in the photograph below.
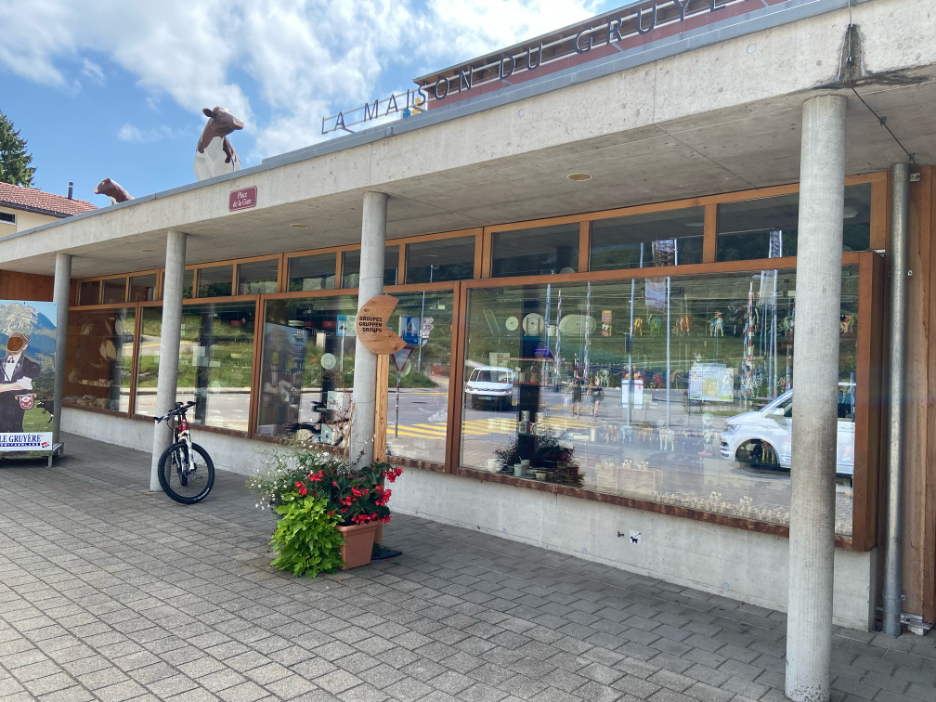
[0,0,618,207]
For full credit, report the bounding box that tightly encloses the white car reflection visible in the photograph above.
[465,366,514,411]
[719,387,855,480]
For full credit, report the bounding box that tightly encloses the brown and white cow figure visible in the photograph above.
[94,178,133,205]
[194,106,244,181]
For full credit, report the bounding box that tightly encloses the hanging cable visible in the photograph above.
[843,17,918,167]
[850,87,918,166]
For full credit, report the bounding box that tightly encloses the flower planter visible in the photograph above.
[337,522,379,570]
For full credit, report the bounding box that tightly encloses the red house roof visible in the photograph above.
[0,182,97,219]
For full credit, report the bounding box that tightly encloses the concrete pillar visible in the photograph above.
[149,230,187,491]
[785,94,847,702]
[349,192,388,469]
[52,253,72,447]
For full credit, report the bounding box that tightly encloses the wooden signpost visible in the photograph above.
[356,295,407,355]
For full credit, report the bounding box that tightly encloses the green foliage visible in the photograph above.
[247,446,400,526]
[270,495,344,577]
[0,111,35,187]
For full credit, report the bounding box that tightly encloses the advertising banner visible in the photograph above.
[0,300,56,453]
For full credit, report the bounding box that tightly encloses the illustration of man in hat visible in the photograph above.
[0,333,42,434]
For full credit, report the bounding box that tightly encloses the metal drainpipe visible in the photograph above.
[882,163,910,637]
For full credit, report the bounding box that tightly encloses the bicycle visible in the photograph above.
[155,401,215,504]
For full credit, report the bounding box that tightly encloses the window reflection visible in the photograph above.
[129,274,157,302]
[384,291,453,464]
[78,281,100,306]
[717,185,871,261]
[407,238,475,283]
[343,247,399,288]
[64,307,135,412]
[237,260,278,294]
[461,267,860,535]
[135,302,255,431]
[288,253,337,291]
[257,296,358,442]
[590,208,704,271]
[492,224,579,278]
[198,265,233,297]
[102,278,127,304]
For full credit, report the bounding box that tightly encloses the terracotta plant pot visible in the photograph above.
[336,522,379,570]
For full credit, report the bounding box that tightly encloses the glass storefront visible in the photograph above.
[64,177,884,544]
[460,266,860,535]
[64,307,135,412]
[256,295,358,441]
[384,290,454,464]
[134,302,255,431]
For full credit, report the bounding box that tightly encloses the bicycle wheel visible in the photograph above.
[157,441,215,504]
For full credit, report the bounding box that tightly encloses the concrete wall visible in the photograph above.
[391,468,877,632]
[61,407,281,477]
[62,405,877,631]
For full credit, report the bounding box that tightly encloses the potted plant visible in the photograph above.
[247,447,402,573]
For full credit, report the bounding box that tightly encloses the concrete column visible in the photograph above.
[349,192,388,469]
[785,94,847,702]
[52,253,72,447]
[149,230,187,491]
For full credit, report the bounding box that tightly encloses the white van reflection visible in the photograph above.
[465,366,514,411]
[719,385,855,481]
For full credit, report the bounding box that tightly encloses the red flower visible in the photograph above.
[340,507,348,513]
[297,484,307,497]
[327,511,335,516]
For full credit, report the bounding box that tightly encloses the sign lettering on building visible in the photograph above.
[229,186,257,212]
[356,295,408,354]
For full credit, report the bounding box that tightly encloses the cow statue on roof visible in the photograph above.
[194,106,244,181]
[94,178,133,205]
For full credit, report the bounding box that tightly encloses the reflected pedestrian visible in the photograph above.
[568,374,584,417]
[589,372,603,418]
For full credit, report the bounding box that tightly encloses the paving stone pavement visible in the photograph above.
[0,433,933,702]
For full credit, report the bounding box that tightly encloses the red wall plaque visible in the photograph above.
[229,186,257,212]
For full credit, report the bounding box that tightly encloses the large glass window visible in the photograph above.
[129,274,157,302]
[256,295,358,440]
[343,246,399,288]
[135,302,255,431]
[102,278,127,304]
[237,259,278,295]
[492,224,579,278]
[717,185,871,261]
[590,208,704,271]
[460,266,860,536]
[288,253,337,291]
[383,290,454,464]
[407,238,475,283]
[198,265,233,298]
[64,307,135,412]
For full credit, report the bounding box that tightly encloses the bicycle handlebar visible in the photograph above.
[154,400,196,423]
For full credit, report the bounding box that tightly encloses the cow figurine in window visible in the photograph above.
[194,107,244,181]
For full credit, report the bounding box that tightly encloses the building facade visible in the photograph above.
[0,0,933,659]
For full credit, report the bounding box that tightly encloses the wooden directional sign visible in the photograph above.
[356,295,407,354]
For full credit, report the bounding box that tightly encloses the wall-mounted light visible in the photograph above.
[291,224,309,229]
[567,173,592,181]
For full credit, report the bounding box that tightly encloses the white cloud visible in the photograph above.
[0,0,604,163]
[81,58,104,84]
[117,124,188,143]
